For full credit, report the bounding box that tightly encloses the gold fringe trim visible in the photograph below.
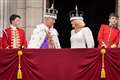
[17,50,23,79]
[101,68,106,78]
[100,48,106,79]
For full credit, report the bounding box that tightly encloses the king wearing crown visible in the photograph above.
[28,4,61,48]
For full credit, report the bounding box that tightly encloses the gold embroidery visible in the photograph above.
[11,29,20,48]
[47,31,55,48]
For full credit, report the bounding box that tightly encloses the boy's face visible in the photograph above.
[12,17,21,26]
[109,16,118,25]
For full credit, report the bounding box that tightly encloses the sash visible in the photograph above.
[40,36,49,48]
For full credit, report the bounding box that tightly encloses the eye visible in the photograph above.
[111,17,115,19]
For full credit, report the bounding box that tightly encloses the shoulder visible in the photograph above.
[71,29,75,35]
[33,24,44,31]
[82,27,93,35]
[100,24,109,28]
[17,27,25,31]
[49,28,59,36]
[4,26,11,30]
[36,24,48,31]
[71,29,75,33]
[113,28,120,32]
[82,27,91,31]
[3,26,11,32]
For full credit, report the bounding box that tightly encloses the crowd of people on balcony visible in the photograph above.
[0,5,120,49]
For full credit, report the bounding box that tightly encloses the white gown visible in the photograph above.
[70,27,94,48]
[28,23,61,48]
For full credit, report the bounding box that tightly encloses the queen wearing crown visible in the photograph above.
[28,4,61,48]
[69,6,94,48]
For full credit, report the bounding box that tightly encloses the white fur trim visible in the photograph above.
[70,17,83,21]
[44,15,57,19]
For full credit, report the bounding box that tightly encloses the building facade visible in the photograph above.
[0,0,120,41]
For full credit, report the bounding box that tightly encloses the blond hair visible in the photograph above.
[73,19,85,28]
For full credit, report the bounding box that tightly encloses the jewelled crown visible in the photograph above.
[69,5,84,21]
[44,4,58,19]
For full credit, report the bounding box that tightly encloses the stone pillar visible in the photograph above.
[16,0,26,27]
[0,0,4,34]
[118,0,120,16]
[26,0,44,40]
[3,0,9,27]
[118,0,120,28]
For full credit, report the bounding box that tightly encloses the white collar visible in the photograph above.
[10,25,17,30]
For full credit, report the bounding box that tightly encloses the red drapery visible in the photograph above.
[105,48,120,80]
[0,38,2,48]
[0,48,120,80]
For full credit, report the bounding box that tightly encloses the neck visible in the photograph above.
[109,23,118,28]
[74,27,81,33]
[11,24,17,27]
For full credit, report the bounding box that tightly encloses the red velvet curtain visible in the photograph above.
[0,49,18,80]
[2,48,120,80]
[21,49,101,80]
[0,38,2,48]
[105,48,120,80]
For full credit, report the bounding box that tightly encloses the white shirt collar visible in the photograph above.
[10,25,16,30]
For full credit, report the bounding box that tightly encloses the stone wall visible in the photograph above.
[0,0,45,41]
[0,0,120,41]
[118,0,120,28]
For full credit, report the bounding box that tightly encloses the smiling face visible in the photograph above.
[71,19,85,29]
[109,16,118,25]
[44,17,56,28]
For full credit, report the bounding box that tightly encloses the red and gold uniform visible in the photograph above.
[98,24,120,48]
[1,26,27,48]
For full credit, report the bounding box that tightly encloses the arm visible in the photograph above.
[1,30,9,48]
[28,27,46,48]
[51,29,61,48]
[98,25,106,48]
[84,27,94,48]
[111,30,120,48]
[21,29,27,48]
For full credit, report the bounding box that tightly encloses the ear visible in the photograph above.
[108,18,111,22]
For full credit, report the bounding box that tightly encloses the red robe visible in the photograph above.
[1,26,27,48]
[98,24,120,48]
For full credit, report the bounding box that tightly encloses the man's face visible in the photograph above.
[46,17,55,28]
[12,17,21,26]
[109,16,118,25]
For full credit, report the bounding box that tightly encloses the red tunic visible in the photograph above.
[98,24,120,48]
[1,26,27,48]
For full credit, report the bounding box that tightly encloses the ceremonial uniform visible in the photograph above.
[1,26,27,48]
[98,24,120,48]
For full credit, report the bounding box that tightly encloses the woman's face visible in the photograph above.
[109,16,118,25]
[71,19,85,29]
[71,20,76,28]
